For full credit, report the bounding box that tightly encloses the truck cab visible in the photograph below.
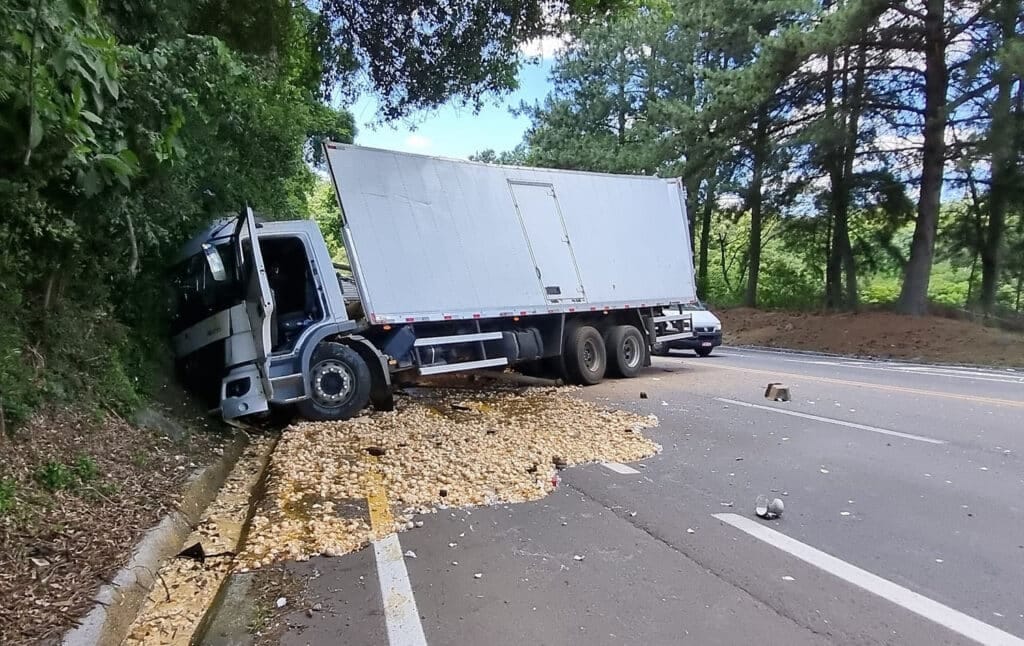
[170,207,384,422]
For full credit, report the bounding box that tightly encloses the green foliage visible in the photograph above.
[308,179,348,264]
[0,478,15,515]
[34,461,77,492]
[0,0,355,424]
[72,455,100,483]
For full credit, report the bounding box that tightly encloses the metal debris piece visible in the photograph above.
[755,495,769,518]
[764,383,791,402]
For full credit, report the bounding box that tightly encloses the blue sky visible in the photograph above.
[348,59,555,160]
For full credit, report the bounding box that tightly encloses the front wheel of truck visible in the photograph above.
[298,342,371,421]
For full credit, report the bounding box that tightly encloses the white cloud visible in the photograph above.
[404,134,433,151]
[519,34,570,58]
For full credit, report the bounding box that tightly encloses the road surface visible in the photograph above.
[208,348,1024,646]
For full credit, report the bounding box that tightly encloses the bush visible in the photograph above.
[35,462,77,492]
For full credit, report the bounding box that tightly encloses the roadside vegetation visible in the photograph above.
[476,0,1024,324]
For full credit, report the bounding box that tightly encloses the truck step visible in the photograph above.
[413,331,504,347]
[419,357,508,376]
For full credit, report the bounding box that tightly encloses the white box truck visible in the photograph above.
[170,144,696,421]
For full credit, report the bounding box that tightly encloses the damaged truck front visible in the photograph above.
[170,145,697,423]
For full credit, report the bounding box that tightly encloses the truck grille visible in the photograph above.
[695,326,715,333]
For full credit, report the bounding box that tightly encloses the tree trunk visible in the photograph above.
[685,175,701,255]
[697,177,716,299]
[979,2,1018,315]
[896,0,947,316]
[744,105,769,308]
[823,48,842,309]
[840,42,867,310]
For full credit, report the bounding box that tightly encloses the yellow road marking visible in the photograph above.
[704,362,1024,409]
[365,455,394,536]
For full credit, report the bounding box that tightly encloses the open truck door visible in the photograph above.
[216,206,275,420]
[238,206,275,401]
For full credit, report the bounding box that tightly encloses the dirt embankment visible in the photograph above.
[719,308,1024,367]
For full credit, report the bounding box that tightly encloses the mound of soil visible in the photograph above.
[719,308,1024,367]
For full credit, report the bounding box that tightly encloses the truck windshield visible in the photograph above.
[170,242,241,335]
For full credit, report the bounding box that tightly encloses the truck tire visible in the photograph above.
[564,325,607,385]
[297,342,371,421]
[605,325,644,378]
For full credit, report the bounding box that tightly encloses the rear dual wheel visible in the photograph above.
[605,325,644,378]
[563,323,645,384]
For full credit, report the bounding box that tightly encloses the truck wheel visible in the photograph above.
[605,325,644,378]
[297,342,371,421]
[564,325,607,385]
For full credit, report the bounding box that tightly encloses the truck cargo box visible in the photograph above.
[324,144,696,325]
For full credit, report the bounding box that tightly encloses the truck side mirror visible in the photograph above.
[202,243,228,282]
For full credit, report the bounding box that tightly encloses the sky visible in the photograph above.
[347,58,556,160]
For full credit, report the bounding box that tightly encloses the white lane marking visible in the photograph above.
[715,397,946,445]
[373,534,428,646]
[602,462,641,475]
[753,351,1024,384]
[713,513,1024,646]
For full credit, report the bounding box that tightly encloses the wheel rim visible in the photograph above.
[622,335,641,368]
[582,339,599,372]
[311,359,355,408]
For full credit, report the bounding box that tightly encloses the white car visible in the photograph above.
[652,300,722,357]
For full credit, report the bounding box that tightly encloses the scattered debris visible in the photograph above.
[414,520,424,528]
[276,597,287,608]
[448,542,458,548]
[755,495,785,519]
[840,511,851,517]
[404,550,417,559]
[474,572,483,579]
[365,446,387,457]
[935,558,944,563]
[640,392,649,399]
[720,501,734,507]
[781,575,795,582]
[573,554,585,561]
[686,528,695,534]
[819,467,830,474]
[764,383,791,402]
[237,386,659,569]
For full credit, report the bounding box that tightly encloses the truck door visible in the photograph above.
[509,182,586,303]
[238,206,275,400]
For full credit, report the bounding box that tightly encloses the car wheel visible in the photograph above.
[695,346,713,357]
[564,324,607,385]
[604,325,645,378]
[297,342,371,421]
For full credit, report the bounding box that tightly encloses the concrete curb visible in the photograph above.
[62,432,250,646]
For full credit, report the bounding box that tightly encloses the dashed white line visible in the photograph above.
[602,462,640,475]
[715,397,946,445]
[373,534,428,646]
[713,513,1024,646]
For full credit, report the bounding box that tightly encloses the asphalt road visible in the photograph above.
[208,348,1024,646]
